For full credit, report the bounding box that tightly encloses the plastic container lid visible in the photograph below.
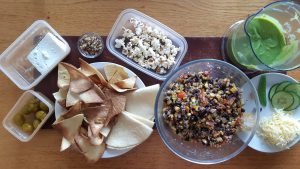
[2,90,54,142]
[106,9,188,81]
[0,20,70,90]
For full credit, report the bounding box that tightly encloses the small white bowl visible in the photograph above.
[2,90,54,142]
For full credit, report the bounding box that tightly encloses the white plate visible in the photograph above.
[248,73,300,153]
[55,62,145,158]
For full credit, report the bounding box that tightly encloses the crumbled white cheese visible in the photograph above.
[259,110,300,148]
[114,18,180,74]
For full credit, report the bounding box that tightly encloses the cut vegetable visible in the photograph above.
[275,81,292,92]
[284,83,300,97]
[268,83,279,101]
[285,92,300,111]
[258,75,267,107]
[271,91,294,110]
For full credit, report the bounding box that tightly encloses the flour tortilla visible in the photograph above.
[106,112,153,149]
[125,84,160,120]
[122,111,154,128]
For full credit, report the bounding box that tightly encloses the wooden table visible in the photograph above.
[0,0,299,169]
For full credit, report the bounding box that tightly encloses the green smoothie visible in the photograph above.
[227,14,298,70]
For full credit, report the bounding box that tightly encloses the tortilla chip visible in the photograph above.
[60,137,72,152]
[74,134,106,163]
[79,58,108,86]
[53,88,68,107]
[109,83,136,93]
[53,114,84,144]
[60,62,93,93]
[61,102,82,119]
[104,64,128,83]
[83,103,111,125]
[66,89,80,107]
[100,125,111,137]
[79,88,104,104]
[125,84,159,120]
[106,112,153,148]
[57,64,71,90]
[122,111,154,128]
[114,76,137,89]
[105,95,126,126]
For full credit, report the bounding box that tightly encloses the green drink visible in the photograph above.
[223,1,300,71]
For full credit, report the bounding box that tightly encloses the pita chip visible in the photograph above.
[104,64,128,83]
[66,89,80,107]
[79,58,108,86]
[53,114,84,143]
[60,62,93,93]
[57,64,71,90]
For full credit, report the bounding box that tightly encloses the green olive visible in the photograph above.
[33,119,41,129]
[26,103,39,114]
[22,123,33,132]
[39,102,48,112]
[29,98,39,104]
[13,114,25,126]
[35,110,47,120]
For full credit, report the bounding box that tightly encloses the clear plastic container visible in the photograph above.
[2,90,54,142]
[106,9,188,81]
[0,20,70,90]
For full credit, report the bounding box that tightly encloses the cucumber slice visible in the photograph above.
[258,75,267,107]
[284,83,300,97]
[271,91,294,110]
[268,83,279,101]
[276,81,293,92]
[285,92,300,111]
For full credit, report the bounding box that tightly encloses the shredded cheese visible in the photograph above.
[259,111,300,148]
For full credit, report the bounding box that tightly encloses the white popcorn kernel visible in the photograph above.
[122,48,129,55]
[115,38,125,48]
[135,27,142,35]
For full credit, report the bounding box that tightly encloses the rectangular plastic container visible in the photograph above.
[106,9,188,81]
[2,90,54,142]
[0,20,70,90]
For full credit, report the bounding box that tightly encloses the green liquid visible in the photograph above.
[227,14,298,70]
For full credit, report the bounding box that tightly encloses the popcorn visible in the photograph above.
[115,18,180,74]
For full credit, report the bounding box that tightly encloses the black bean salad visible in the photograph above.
[162,71,245,147]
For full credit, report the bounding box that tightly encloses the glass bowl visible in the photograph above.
[155,59,260,164]
[77,32,104,58]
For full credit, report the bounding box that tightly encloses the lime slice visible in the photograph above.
[246,14,286,65]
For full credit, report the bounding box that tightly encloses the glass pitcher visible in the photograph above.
[222,0,300,71]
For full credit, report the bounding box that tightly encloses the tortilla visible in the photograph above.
[60,137,71,152]
[105,96,126,126]
[79,58,108,86]
[53,88,68,107]
[122,111,154,128]
[100,125,111,137]
[104,64,128,83]
[125,84,160,120]
[79,88,104,104]
[61,101,82,119]
[60,62,93,93]
[74,134,106,163]
[66,89,80,107]
[106,112,153,148]
[57,64,70,90]
[52,114,84,143]
[114,76,137,89]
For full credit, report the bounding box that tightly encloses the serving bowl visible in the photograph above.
[155,59,260,164]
